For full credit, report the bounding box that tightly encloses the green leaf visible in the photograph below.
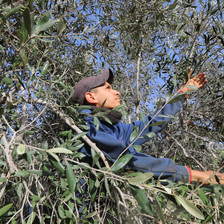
[165,90,172,103]
[139,111,146,123]
[198,189,208,205]
[16,183,23,201]
[112,104,125,111]
[59,130,71,136]
[143,132,156,139]
[46,147,72,155]
[4,5,23,19]
[65,209,72,219]
[36,84,43,98]
[218,204,224,221]
[49,159,65,173]
[26,151,32,164]
[23,131,34,135]
[95,178,100,188]
[175,195,205,220]
[0,177,7,182]
[91,148,101,168]
[36,19,58,34]
[20,22,28,43]
[41,60,49,76]
[89,177,98,203]
[71,132,87,141]
[27,212,36,224]
[28,170,43,176]
[0,160,6,166]
[15,171,29,177]
[168,93,186,104]
[0,203,13,217]
[42,141,48,150]
[32,11,58,35]
[64,193,72,202]
[130,127,139,142]
[69,143,84,152]
[23,7,31,36]
[133,145,142,152]
[85,211,97,219]
[1,77,12,86]
[94,117,100,130]
[103,116,113,125]
[57,17,66,35]
[34,11,51,26]
[130,186,153,216]
[57,81,67,89]
[73,152,86,159]
[47,151,60,162]
[104,177,111,197]
[128,172,154,185]
[20,48,28,64]
[173,72,177,88]
[111,154,132,172]
[153,193,165,224]
[58,206,66,219]
[17,144,26,155]
[66,162,77,192]
[168,0,178,10]
[158,114,177,120]
[205,212,215,223]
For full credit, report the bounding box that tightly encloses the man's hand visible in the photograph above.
[191,170,224,185]
[179,68,207,93]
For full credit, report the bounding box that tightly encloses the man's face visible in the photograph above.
[90,82,121,109]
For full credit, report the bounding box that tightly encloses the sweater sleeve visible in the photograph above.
[127,151,190,183]
[85,119,127,160]
[132,95,185,145]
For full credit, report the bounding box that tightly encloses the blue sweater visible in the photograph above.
[80,97,190,183]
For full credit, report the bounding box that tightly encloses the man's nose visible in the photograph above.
[114,90,120,95]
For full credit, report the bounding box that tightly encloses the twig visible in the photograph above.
[114,187,123,223]
[135,51,142,121]
[186,130,217,159]
[61,200,78,223]
[165,131,206,171]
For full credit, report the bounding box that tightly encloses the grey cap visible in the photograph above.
[71,68,114,104]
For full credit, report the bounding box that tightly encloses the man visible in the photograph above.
[72,68,224,184]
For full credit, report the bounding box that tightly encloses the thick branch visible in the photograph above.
[28,98,110,168]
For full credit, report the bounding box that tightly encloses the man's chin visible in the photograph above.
[105,105,120,110]
[113,103,121,108]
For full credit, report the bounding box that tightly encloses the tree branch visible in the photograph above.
[28,98,110,168]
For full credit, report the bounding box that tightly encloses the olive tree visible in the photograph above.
[0,0,224,223]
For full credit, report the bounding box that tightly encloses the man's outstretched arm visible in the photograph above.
[191,170,224,185]
[178,70,224,185]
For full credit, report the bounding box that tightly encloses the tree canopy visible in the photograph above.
[0,0,224,223]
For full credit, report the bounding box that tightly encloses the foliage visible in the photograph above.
[0,0,224,223]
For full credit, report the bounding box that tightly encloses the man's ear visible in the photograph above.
[85,92,98,104]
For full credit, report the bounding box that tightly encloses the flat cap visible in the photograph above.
[71,68,114,104]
